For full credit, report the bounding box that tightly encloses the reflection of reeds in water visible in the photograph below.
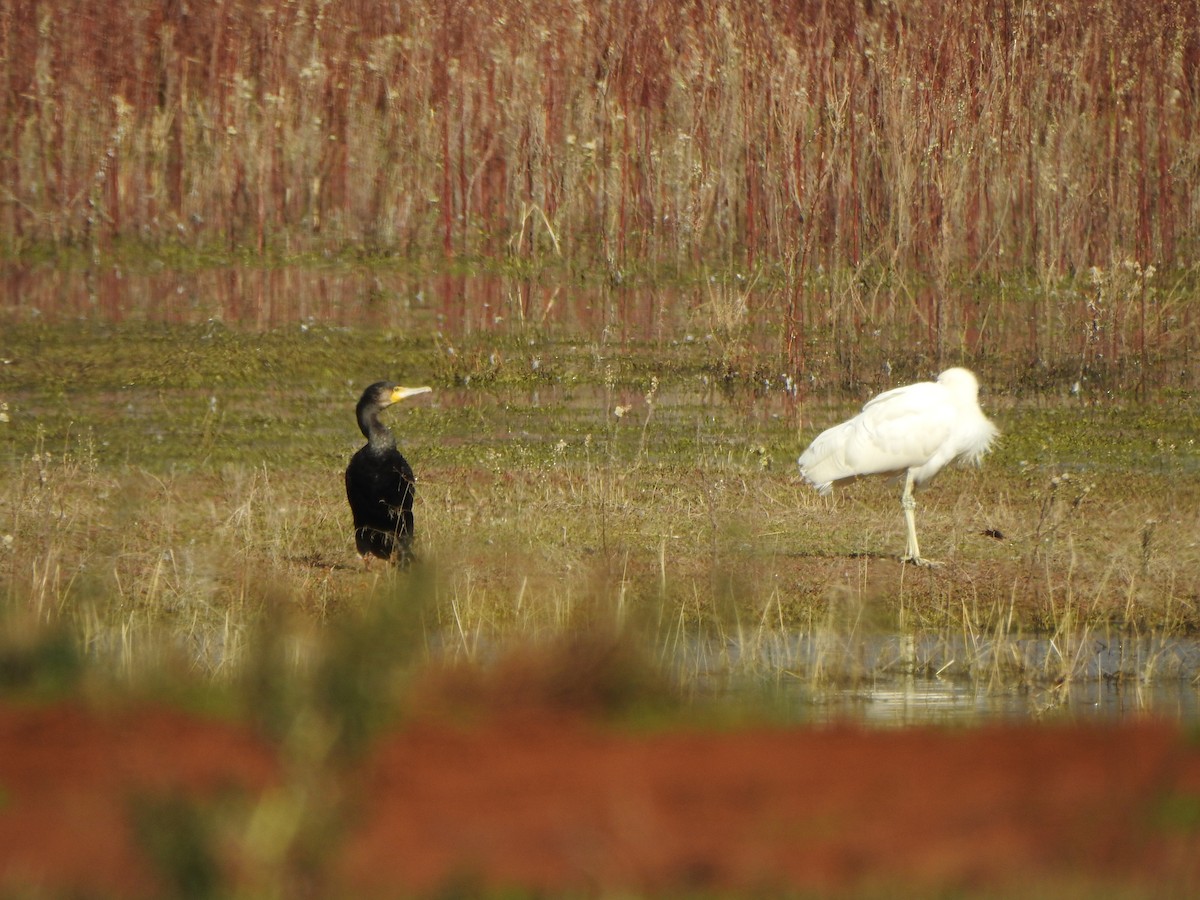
[6,264,1197,406]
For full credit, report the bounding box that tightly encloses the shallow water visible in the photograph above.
[683,631,1200,726]
[787,673,1200,727]
[4,262,1199,402]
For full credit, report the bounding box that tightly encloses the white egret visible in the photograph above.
[797,367,999,566]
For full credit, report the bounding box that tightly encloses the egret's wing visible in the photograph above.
[858,380,942,418]
[798,419,864,492]
[854,382,955,465]
[799,382,954,489]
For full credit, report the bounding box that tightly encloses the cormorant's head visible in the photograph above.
[357,381,432,425]
[383,382,432,407]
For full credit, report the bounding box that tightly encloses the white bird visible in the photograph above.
[797,367,999,566]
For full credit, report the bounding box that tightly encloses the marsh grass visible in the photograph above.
[2,306,1199,723]
[3,373,1197,717]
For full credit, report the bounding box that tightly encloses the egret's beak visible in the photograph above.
[390,385,433,403]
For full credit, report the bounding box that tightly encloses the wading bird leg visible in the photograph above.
[899,471,940,567]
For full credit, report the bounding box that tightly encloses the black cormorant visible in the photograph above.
[345,381,432,565]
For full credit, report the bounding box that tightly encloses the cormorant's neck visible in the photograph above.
[359,406,397,451]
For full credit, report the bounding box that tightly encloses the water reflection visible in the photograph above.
[0,265,691,341]
[804,676,1200,727]
[7,262,1200,400]
[682,631,1200,726]
[5,262,1198,398]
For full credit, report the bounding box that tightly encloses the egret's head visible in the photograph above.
[936,367,981,399]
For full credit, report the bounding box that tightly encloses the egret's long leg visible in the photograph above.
[899,471,938,566]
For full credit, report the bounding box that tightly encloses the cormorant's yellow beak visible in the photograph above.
[390,385,432,403]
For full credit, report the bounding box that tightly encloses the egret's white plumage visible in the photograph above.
[797,367,999,565]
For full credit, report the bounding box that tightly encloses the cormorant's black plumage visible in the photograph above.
[345,381,431,565]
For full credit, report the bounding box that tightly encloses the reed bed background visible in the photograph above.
[4,0,1199,277]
